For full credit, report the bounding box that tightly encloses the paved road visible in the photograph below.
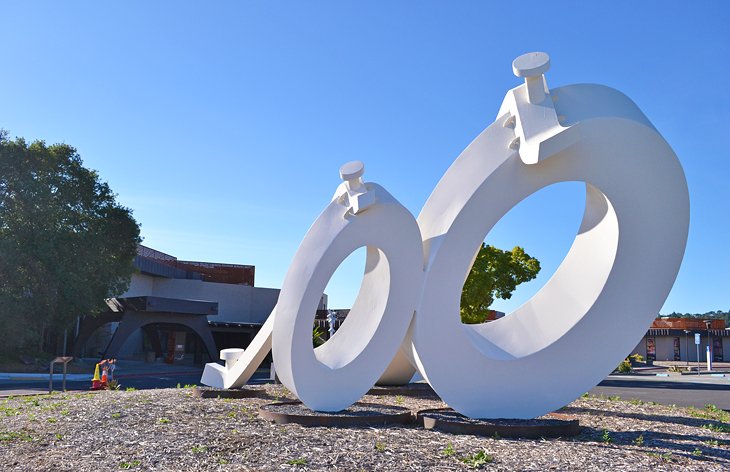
[0,369,270,395]
[590,374,730,410]
[3,368,729,411]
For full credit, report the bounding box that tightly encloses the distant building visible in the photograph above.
[73,245,326,364]
[313,309,505,340]
[630,317,728,362]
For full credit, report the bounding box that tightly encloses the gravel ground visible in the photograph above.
[1,384,729,471]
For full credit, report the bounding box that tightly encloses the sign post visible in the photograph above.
[49,356,73,393]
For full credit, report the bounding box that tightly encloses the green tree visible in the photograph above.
[0,131,141,354]
[460,243,540,324]
[665,310,730,327]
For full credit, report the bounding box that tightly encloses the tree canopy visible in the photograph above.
[664,310,730,326]
[460,243,540,324]
[0,131,140,354]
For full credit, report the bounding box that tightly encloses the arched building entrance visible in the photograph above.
[73,296,218,364]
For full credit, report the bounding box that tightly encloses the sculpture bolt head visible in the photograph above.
[512,52,550,78]
[340,160,365,192]
[339,160,365,181]
[512,52,551,105]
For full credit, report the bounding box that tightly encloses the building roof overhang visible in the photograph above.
[104,296,218,316]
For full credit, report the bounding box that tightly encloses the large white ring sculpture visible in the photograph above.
[203,52,689,419]
[411,85,689,418]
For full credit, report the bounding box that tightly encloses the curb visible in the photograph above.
[0,373,90,381]
[0,370,204,382]
[115,370,203,379]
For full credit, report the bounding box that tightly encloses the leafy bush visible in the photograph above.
[312,325,326,347]
[616,358,632,373]
[629,353,644,364]
[460,450,494,468]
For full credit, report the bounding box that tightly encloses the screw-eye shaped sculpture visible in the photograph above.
[201,52,689,419]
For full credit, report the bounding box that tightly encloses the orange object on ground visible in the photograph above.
[91,363,102,390]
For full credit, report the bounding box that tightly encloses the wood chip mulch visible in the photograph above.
[1,384,729,471]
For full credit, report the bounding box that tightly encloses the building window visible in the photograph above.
[673,337,680,361]
[646,337,656,362]
[713,338,723,362]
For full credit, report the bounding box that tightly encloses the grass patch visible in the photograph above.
[285,458,307,466]
[702,423,730,433]
[688,404,730,423]
[119,459,141,469]
[0,431,33,442]
[441,442,455,457]
[647,452,675,462]
[460,450,493,468]
[0,405,20,417]
[704,439,720,447]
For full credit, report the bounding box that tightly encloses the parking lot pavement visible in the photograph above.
[591,372,730,410]
[0,359,271,394]
[3,360,729,410]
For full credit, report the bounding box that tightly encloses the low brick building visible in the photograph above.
[73,245,286,364]
[630,317,728,363]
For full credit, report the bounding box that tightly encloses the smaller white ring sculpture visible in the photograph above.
[272,175,423,412]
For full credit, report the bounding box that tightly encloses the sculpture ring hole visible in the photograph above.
[459,181,586,327]
[314,245,391,369]
[464,182,618,360]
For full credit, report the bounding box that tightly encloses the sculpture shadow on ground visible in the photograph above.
[562,405,730,431]
[575,426,729,462]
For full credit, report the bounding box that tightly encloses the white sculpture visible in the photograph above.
[201,307,276,389]
[272,165,424,412]
[202,52,689,419]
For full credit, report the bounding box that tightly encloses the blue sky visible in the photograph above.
[1,2,728,314]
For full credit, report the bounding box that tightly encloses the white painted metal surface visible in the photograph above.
[272,169,424,412]
[200,305,276,388]
[411,78,689,417]
[201,52,689,419]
